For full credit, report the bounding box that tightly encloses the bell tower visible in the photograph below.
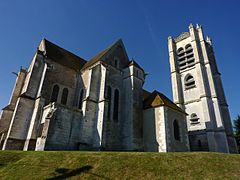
[168,24,238,153]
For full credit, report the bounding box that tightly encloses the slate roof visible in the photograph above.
[41,39,144,73]
[81,46,111,71]
[43,39,87,72]
[128,60,144,72]
[143,90,186,114]
[143,89,151,101]
[81,39,124,71]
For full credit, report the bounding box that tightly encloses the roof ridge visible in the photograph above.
[43,38,86,61]
[42,38,87,72]
[81,39,124,71]
[143,90,186,114]
[128,59,144,71]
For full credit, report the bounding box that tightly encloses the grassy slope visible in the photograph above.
[0,151,239,180]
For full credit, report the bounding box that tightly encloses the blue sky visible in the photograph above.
[0,0,239,120]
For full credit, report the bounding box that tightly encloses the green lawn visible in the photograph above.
[0,151,239,179]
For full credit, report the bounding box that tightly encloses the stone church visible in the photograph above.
[0,24,237,153]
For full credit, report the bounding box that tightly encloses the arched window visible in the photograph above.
[61,88,68,105]
[114,57,119,68]
[185,44,192,51]
[177,47,186,70]
[190,113,200,124]
[113,89,119,122]
[185,44,195,67]
[173,120,180,141]
[177,44,195,70]
[50,84,59,102]
[185,74,196,89]
[177,47,184,56]
[78,89,84,109]
[107,86,112,119]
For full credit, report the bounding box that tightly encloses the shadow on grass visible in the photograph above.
[47,165,110,180]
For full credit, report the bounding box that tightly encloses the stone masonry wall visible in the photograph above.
[44,103,83,150]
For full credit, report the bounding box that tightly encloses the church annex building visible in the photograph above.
[0,24,238,153]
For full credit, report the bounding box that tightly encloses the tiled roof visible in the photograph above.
[43,39,87,72]
[143,90,186,114]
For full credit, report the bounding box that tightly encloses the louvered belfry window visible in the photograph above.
[185,74,196,89]
[177,44,195,70]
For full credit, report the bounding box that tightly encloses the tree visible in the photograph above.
[233,115,240,153]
